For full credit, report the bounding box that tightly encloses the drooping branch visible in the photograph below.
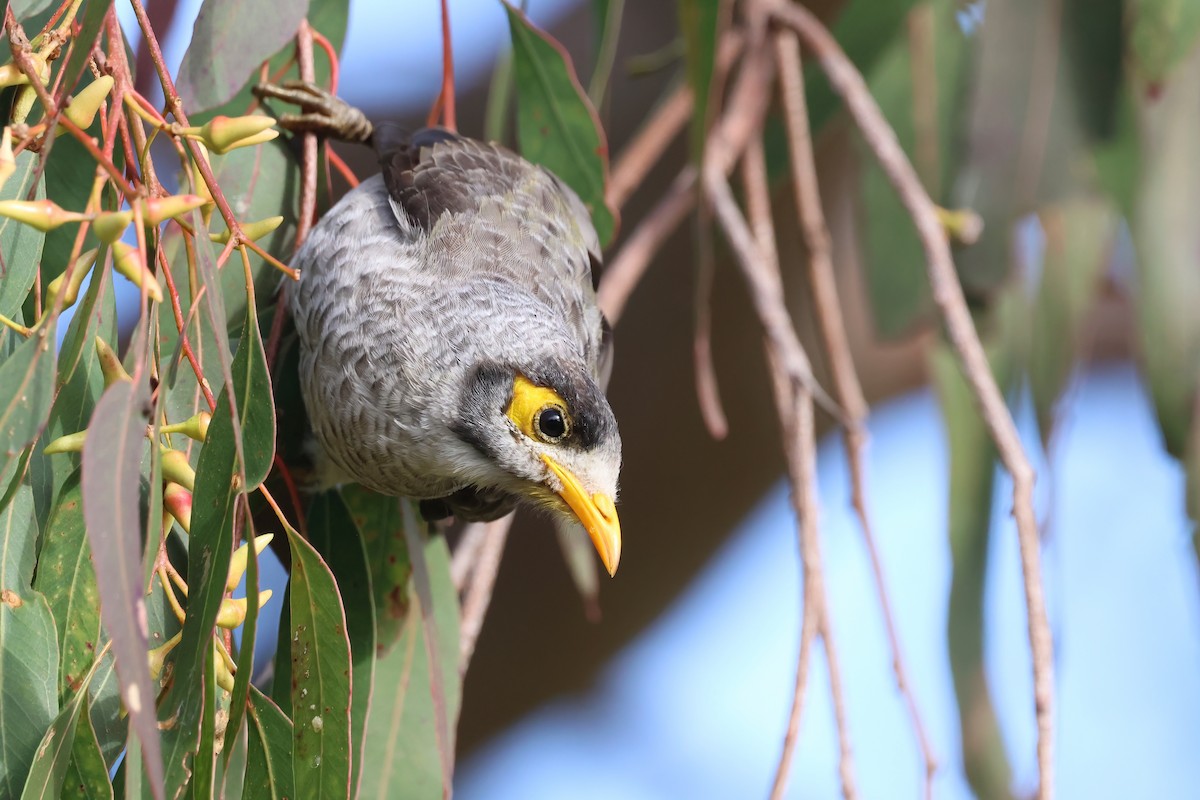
[773,28,937,796]
[768,2,1054,797]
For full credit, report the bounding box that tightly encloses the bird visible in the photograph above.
[254,81,622,575]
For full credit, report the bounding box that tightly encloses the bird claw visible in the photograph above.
[252,80,374,144]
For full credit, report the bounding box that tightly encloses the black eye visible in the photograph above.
[536,407,568,441]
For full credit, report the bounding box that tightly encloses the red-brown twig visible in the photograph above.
[774,29,937,796]
[769,3,1054,797]
[327,145,360,188]
[458,514,515,675]
[432,0,457,132]
[294,19,319,250]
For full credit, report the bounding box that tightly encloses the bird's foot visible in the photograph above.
[252,80,374,144]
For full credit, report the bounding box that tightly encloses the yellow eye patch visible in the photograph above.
[507,375,571,442]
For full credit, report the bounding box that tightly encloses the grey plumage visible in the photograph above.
[289,129,621,532]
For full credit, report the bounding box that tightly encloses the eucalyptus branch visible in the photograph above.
[768,3,1054,796]
[774,28,937,796]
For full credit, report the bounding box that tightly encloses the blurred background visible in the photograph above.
[118,0,1200,796]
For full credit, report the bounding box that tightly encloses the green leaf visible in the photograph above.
[79,378,163,798]
[18,647,109,800]
[205,141,299,329]
[58,1,114,114]
[220,716,249,800]
[176,0,310,112]
[285,524,353,800]
[930,301,1020,800]
[34,469,103,700]
[61,693,113,800]
[0,322,58,500]
[359,536,460,800]
[339,485,412,653]
[245,689,294,800]
[33,255,114,528]
[0,477,59,799]
[1129,0,1200,84]
[270,582,292,714]
[0,150,45,322]
[506,3,617,246]
[1029,198,1115,442]
[9,0,56,19]
[188,0,350,125]
[40,136,101,292]
[193,645,219,800]
[677,0,721,159]
[307,491,376,796]
[160,299,271,792]
[806,0,923,136]
[1129,44,1200,458]
[858,0,969,337]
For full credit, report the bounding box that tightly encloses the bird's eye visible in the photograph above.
[535,406,569,442]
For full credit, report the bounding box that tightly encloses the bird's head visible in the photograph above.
[453,362,622,575]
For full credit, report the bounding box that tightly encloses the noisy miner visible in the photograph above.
[255,81,622,575]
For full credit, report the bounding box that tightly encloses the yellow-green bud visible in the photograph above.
[0,199,86,232]
[142,194,210,226]
[160,448,196,491]
[58,75,114,131]
[0,64,31,89]
[111,241,163,302]
[44,249,98,311]
[148,631,182,681]
[161,411,211,442]
[163,482,192,533]
[214,641,236,692]
[44,429,87,454]
[209,215,284,245]
[95,336,131,386]
[0,128,14,192]
[215,589,273,629]
[92,210,132,244]
[225,533,275,592]
[198,115,277,155]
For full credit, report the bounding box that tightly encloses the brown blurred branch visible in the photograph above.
[711,133,857,799]
[598,36,773,325]
[768,3,1054,798]
[452,521,489,593]
[774,29,937,797]
[606,33,744,211]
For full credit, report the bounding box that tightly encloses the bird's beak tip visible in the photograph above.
[541,454,622,578]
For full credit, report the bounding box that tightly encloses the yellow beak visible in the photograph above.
[541,454,621,576]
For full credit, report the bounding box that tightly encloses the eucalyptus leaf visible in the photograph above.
[0,478,59,800]
[285,525,353,800]
[359,537,460,800]
[506,3,617,246]
[176,0,309,112]
[80,378,163,798]
[307,491,376,795]
[0,150,45,322]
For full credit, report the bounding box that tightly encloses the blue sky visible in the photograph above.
[457,365,1200,798]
